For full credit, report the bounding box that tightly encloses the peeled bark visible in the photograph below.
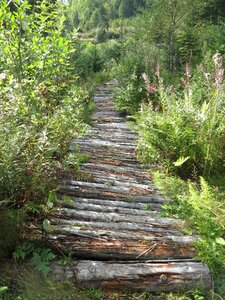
[50,260,212,292]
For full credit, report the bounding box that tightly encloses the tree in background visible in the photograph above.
[119,0,135,18]
[65,0,146,31]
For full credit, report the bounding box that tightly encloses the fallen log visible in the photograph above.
[58,200,159,216]
[55,208,183,227]
[50,260,212,292]
[59,186,168,203]
[50,225,198,244]
[60,180,152,195]
[49,234,197,260]
[50,218,182,235]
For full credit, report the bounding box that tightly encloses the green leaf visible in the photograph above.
[215,237,225,246]
[173,156,190,167]
[62,195,74,204]
[0,286,8,294]
[42,219,52,233]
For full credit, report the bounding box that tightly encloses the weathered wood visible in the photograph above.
[51,218,182,235]
[58,200,159,216]
[60,186,168,203]
[50,261,212,292]
[41,82,211,291]
[60,180,152,195]
[81,170,152,186]
[75,139,136,150]
[50,225,198,244]
[55,208,183,227]
[58,197,160,211]
[49,235,197,260]
[81,163,150,177]
[62,179,154,191]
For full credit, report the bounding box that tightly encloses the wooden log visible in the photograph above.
[95,122,130,129]
[75,139,136,150]
[74,145,136,155]
[62,179,154,191]
[60,180,153,195]
[88,157,140,167]
[82,170,152,186]
[58,196,162,211]
[50,261,212,292]
[93,111,120,117]
[92,116,125,123]
[58,200,159,216]
[58,197,160,211]
[90,128,137,137]
[60,185,168,203]
[87,174,156,189]
[73,145,137,159]
[49,235,197,260]
[51,218,181,235]
[55,208,182,227]
[81,163,149,177]
[50,225,198,244]
[86,133,136,143]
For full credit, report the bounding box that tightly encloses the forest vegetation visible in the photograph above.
[0,0,225,299]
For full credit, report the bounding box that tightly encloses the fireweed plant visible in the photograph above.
[134,54,225,293]
[136,53,225,179]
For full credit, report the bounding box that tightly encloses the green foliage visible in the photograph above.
[63,150,90,172]
[73,39,121,78]
[136,55,225,178]
[95,25,107,43]
[112,56,147,114]
[0,210,24,259]
[65,0,146,31]
[0,0,90,209]
[153,171,225,293]
[0,0,92,262]
[177,29,201,65]
[13,242,56,277]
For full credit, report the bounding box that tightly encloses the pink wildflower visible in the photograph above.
[147,84,157,93]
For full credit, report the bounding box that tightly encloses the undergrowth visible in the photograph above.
[153,171,225,297]
[0,0,93,260]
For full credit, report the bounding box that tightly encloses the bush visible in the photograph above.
[0,210,24,259]
[112,56,147,114]
[72,39,121,78]
[136,54,225,178]
[153,171,225,295]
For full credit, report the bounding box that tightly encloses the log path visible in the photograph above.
[49,82,211,292]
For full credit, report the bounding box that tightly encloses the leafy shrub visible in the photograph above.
[13,242,56,277]
[0,0,92,263]
[105,31,120,40]
[95,25,107,43]
[136,54,225,178]
[0,210,24,259]
[112,56,147,114]
[154,171,225,292]
[73,39,121,79]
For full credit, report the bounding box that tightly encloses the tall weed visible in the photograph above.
[137,54,225,178]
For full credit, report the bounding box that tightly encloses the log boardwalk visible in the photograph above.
[49,82,212,292]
